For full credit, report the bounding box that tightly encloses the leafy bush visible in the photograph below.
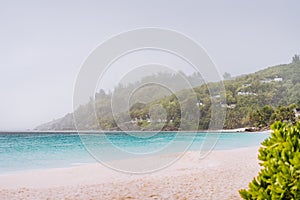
[239,122,300,199]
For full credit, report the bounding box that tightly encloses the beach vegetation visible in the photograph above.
[239,122,300,199]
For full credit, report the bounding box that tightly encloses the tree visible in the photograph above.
[239,122,300,199]
[292,54,300,63]
[96,89,107,99]
[223,72,232,80]
[250,105,274,128]
[271,105,296,125]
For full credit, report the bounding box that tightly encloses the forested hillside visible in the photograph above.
[36,58,300,131]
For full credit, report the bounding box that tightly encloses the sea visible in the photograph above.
[0,131,269,174]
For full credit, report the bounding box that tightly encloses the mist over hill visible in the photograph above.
[36,59,300,131]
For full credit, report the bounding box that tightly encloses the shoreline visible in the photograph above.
[0,146,261,199]
[0,145,260,176]
[0,128,271,134]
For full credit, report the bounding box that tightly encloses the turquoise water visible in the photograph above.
[0,132,269,174]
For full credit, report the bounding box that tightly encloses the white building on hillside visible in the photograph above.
[237,91,257,96]
[274,77,283,82]
[260,77,283,83]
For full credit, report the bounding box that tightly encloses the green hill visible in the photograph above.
[35,60,300,131]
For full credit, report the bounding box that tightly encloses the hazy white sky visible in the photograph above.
[0,0,299,130]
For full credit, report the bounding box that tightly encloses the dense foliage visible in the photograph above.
[249,103,299,128]
[239,122,300,199]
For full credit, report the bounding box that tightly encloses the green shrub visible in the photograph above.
[239,122,300,199]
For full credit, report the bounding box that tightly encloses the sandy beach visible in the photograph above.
[0,147,261,200]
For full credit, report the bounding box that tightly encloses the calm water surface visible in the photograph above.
[0,131,269,173]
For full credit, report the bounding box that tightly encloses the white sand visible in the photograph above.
[0,147,260,200]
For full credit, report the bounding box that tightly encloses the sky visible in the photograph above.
[0,0,300,130]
